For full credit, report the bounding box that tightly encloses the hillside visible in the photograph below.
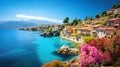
[0,20,60,29]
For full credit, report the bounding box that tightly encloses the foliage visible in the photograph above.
[94,21,107,25]
[49,27,53,33]
[78,44,103,67]
[112,2,120,9]
[84,16,93,21]
[95,14,100,18]
[61,24,67,29]
[83,36,95,43]
[88,39,98,48]
[30,28,38,31]
[42,60,68,67]
[101,21,107,25]
[88,38,110,52]
[114,14,120,18]
[94,22,101,25]
[76,43,81,49]
[101,11,107,17]
[87,34,120,66]
[73,33,79,37]
[73,18,79,25]
[102,60,113,66]
[69,18,82,26]
[107,35,120,66]
[107,11,113,16]
[63,17,69,24]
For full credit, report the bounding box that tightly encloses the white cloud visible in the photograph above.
[16,14,63,23]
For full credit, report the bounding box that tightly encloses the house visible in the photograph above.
[113,8,120,14]
[72,28,77,35]
[54,24,62,30]
[96,27,114,38]
[52,24,62,32]
[106,18,120,27]
[77,25,93,36]
[92,25,100,30]
[62,26,74,37]
[113,18,120,29]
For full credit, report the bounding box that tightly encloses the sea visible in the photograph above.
[0,29,76,67]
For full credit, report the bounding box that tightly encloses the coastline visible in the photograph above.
[60,32,83,45]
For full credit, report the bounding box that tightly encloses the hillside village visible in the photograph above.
[20,2,120,40]
[42,2,120,67]
[19,2,120,67]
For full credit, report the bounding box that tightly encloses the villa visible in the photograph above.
[63,26,74,37]
[96,27,114,38]
[77,25,95,36]
[106,18,120,27]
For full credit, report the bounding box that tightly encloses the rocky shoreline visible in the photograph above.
[57,45,79,55]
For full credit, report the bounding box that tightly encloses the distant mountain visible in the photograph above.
[0,20,60,29]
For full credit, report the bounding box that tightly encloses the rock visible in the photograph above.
[57,45,79,55]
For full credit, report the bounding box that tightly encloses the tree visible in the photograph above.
[84,16,92,21]
[101,11,107,17]
[78,19,81,21]
[73,18,79,25]
[72,18,82,25]
[63,17,69,24]
[95,14,100,18]
[112,5,117,9]
[87,16,92,20]
[116,2,120,8]
[112,2,120,9]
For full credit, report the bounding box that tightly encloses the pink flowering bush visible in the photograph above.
[78,44,103,67]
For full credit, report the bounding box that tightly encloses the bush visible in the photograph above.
[102,61,113,66]
[83,36,95,43]
[42,60,68,67]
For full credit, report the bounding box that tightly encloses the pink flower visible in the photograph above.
[78,44,103,67]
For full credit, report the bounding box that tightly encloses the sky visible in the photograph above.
[0,0,120,23]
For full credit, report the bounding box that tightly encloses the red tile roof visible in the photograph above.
[97,27,114,30]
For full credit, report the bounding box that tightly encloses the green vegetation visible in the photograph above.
[112,2,120,9]
[70,18,82,26]
[114,13,120,18]
[94,21,107,25]
[101,11,107,17]
[83,36,95,43]
[76,43,81,49]
[84,16,93,21]
[95,14,100,18]
[73,34,79,37]
[62,17,82,26]
[108,11,113,16]
[63,17,69,24]
[102,21,107,25]
[48,26,53,33]
[42,60,68,67]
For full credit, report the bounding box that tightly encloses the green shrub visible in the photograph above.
[83,36,95,43]
[102,61,113,66]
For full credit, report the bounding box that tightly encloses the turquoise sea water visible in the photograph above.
[0,29,76,67]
